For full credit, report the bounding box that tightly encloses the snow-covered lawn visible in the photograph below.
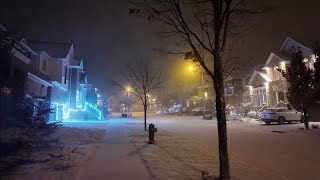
[131,129,295,180]
[131,130,219,179]
[1,127,105,180]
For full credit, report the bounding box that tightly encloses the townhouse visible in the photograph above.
[247,37,316,115]
[0,25,100,122]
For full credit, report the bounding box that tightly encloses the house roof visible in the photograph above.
[247,70,272,86]
[69,58,83,69]
[280,37,313,58]
[263,52,284,68]
[27,40,73,58]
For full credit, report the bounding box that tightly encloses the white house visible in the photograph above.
[247,37,316,114]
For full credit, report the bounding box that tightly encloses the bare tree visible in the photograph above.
[117,59,165,130]
[130,1,261,179]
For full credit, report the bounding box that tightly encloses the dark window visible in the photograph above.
[41,60,47,71]
[277,109,288,112]
[277,92,285,103]
[64,66,68,84]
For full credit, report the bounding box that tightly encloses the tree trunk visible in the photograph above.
[303,108,309,129]
[212,4,230,176]
[213,48,230,179]
[213,79,230,180]
[144,105,147,131]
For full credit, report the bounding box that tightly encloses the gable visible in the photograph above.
[248,71,272,87]
[280,37,313,58]
[264,52,283,68]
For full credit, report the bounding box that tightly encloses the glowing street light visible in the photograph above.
[188,66,194,72]
[126,87,131,92]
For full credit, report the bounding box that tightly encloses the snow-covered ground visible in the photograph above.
[130,112,320,180]
[1,126,105,180]
[4,112,320,180]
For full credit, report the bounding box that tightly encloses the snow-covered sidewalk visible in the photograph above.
[76,119,152,180]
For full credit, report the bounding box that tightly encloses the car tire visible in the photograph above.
[278,117,285,125]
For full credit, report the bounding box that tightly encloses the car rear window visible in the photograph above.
[264,109,276,113]
[276,109,288,112]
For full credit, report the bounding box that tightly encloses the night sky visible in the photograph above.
[1,0,320,94]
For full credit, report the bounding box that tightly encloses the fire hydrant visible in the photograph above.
[148,123,157,144]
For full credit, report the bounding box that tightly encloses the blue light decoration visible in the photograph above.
[52,101,102,120]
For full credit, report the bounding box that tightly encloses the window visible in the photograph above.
[225,82,234,96]
[277,109,288,112]
[253,88,267,107]
[41,60,47,72]
[64,66,68,84]
[276,91,285,103]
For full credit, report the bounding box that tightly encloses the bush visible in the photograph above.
[0,97,58,172]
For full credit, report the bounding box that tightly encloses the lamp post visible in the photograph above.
[188,65,205,115]
[126,87,131,117]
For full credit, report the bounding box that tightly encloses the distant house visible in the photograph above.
[224,75,247,115]
[247,37,316,114]
[185,74,247,115]
[68,58,87,109]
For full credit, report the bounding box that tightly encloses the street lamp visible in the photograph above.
[125,87,132,117]
[187,65,205,116]
[188,66,194,72]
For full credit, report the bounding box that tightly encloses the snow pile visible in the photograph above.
[1,127,105,180]
[237,117,261,123]
[131,130,288,180]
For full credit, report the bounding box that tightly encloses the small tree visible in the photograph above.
[279,47,320,129]
[118,59,165,130]
[241,89,252,117]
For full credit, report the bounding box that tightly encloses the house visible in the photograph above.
[224,75,247,115]
[0,26,53,120]
[68,58,87,109]
[27,40,74,121]
[186,84,215,110]
[186,74,246,115]
[247,37,316,115]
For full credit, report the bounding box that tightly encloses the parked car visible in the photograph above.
[191,107,204,116]
[156,108,169,115]
[191,107,214,116]
[260,107,304,125]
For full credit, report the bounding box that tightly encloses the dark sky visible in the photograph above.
[1,0,320,94]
